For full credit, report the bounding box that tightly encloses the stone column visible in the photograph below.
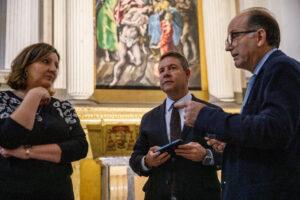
[42,0,53,44]
[202,0,239,102]
[4,0,40,70]
[0,0,6,70]
[229,0,243,103]
[53,0,67,89]
[66,0,94,99]
[267,0,300,61]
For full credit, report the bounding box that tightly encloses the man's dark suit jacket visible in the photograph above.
[194,50,300,200]
[130,95,221,200]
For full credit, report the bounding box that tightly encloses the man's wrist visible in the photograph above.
[144,156,152,169]
[202,149,214,165]
[141,156,151,171]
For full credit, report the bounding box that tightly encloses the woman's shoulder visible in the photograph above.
[0,90,13,98]
[0,90,21,119]
[0,90,21,104]
[50,98,77,117]
[51,97,74,109]
[50,98,79,127]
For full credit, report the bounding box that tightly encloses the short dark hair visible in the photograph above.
[159,51,189,70]
[244,7,280,48]
[7,43,60,90]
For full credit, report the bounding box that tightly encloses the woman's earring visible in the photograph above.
[24,70,28,79]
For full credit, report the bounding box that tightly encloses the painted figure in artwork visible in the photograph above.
[110,5,153,86]
[95,0,201,89]
[96,0,145,62]
[175,0,199,63]
[96,0,119,62]
[159,12,177,55]
[114,0,145,26]
[148,2,183,60]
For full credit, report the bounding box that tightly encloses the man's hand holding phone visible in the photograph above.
[145,146,171,168]
[175,142,207,162]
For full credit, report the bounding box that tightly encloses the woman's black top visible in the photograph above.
[0,91,88,199]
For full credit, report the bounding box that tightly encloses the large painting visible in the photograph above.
[94,0,208,102]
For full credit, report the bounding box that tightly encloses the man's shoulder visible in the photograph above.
[267,50,300,67]
[264,50,300,75]
[142,102,164,120]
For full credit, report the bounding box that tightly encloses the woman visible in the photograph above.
[0,43,88,199]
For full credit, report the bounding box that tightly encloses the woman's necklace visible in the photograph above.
[36,109,43,122]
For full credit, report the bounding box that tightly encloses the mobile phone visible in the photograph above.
[153,139,183,153]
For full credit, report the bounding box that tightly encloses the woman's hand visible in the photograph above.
[0,146,29,160]
[28,87,51,105]
[11,87,51,130]
[0,146,11,158]
[0,144,62,163]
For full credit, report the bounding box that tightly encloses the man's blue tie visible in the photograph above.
[241,74,257,113]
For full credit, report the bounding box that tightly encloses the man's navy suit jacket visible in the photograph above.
[130,95,221,200]
[195,50,300,200]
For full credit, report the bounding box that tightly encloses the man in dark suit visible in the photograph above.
[175,7,300,200]
[129,51,221,200]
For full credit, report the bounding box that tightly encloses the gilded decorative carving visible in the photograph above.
[103,124,138,156]
[75,106,151,158]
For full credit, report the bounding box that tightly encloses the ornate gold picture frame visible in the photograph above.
[94,0,208,103]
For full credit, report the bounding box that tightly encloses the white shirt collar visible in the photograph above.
[166,92,192,112]
[253,48,277,75]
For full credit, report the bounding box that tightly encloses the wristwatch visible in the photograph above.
[24,145,32,158]
[202,149,213,165]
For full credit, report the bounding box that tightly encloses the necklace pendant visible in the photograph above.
[36,115,43,122]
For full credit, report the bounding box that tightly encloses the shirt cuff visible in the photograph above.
[141,156,151,171]
[202,149,214,166]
